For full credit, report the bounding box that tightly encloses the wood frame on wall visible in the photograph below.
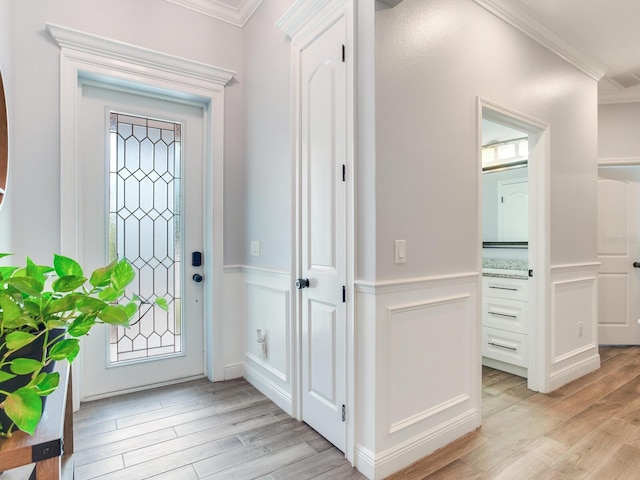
[0,71,8,207]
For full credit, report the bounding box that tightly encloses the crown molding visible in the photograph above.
[598,91,640,105]
[165,0,263,27]
[276,0,346,38]
[46,23,235,86]
[473,0,607,82]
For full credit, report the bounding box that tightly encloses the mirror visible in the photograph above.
[0,70,7,208]
[481,120,528,248]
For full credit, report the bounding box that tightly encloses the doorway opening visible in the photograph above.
[478,99,549,394]
[597,165,640,345]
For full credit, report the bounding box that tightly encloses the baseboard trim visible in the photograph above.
[244,363,293,415]
[355,409,480,479]
[549,352,600,392]
[224,363,243,380]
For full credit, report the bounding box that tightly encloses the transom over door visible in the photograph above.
[80,84,205,399]
[299,17,348,451]
[598,167,640,345]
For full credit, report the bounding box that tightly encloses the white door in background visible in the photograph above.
[79,84,205,399]
[299,17,347,451]
[598,167,640,345]
[498,178,528,242]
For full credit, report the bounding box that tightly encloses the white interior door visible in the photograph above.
[300,17,347,451]
[598,167,640,345]
[79,84,205,399]
[498,178,528,241]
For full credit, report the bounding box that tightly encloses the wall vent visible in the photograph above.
[609,71,640,89]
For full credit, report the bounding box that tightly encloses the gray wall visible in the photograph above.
[243,0,293,271]
[375,0,598,280]
[599,102,640,158]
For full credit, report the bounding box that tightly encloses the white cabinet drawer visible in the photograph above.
[482,297,528,334]
[482,327,528,367]
[482,276,528,301]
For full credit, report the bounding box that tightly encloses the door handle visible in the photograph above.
[296,278,310,289]
[193,273,203,283]
[634,262,640,268]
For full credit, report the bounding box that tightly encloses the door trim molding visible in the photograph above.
[281,0,356,462]
[47,23,235,409]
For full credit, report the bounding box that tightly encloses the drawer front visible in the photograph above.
[482,327,528,367]
[482,297,528,334]
[483,276,528,301]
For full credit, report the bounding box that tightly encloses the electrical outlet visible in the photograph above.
[250,241,261,257]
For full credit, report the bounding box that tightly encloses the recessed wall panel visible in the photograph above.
[308,299,337,407]
[598,273,628,326]
[387,294,472,433]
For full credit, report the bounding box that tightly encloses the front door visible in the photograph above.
[299,17,347,451]
[79,84,205,399]
[598,166,640,344]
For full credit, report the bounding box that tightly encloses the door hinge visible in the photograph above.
[342,44,345,62]
[342,285,346,303]
[342,404,346,422]
[501,196,504,203]
[529,269,533,277]
[342,164,346,182]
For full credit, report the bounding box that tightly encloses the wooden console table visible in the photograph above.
[0,362,74,479]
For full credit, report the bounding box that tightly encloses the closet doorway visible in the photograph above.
[478,100,549,393]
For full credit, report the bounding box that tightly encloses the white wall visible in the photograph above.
[599,102,640,159]
[375,1,597,280]
[0,0,13,254]
[10,0,244,265]
[358,1,599,477]
[243,0,292,271]
[239,0,296,407]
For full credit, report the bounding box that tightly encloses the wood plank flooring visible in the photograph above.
[73,346,640,480]
[73,377,365,480]
[389,346,640,480]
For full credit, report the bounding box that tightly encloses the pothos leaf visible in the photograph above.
[4,331,37,351]
[10,358,44,375]
[35,372,60,396]
[53,254,83,277]
[52,275,87,292]
[49,339,80,362]
[4,388,42,435]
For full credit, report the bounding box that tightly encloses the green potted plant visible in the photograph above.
[0,253,166,437]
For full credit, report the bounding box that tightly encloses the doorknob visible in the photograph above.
[193,273,203,283]
[634,262,640,268]
[296,278,310,289]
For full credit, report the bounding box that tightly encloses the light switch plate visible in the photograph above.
[250,240,261,257]
[395,239,406,264]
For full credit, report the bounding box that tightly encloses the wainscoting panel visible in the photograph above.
[549,263,600,391]
[386,294,472,434]
[355,273,481,479]
[241,266,293,414]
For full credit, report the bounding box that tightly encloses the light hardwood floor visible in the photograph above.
[389,345,640,480]
[73,346,640,480]
[73,377,364,480]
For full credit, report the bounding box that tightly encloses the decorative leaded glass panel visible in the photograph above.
[108,112,182,364]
